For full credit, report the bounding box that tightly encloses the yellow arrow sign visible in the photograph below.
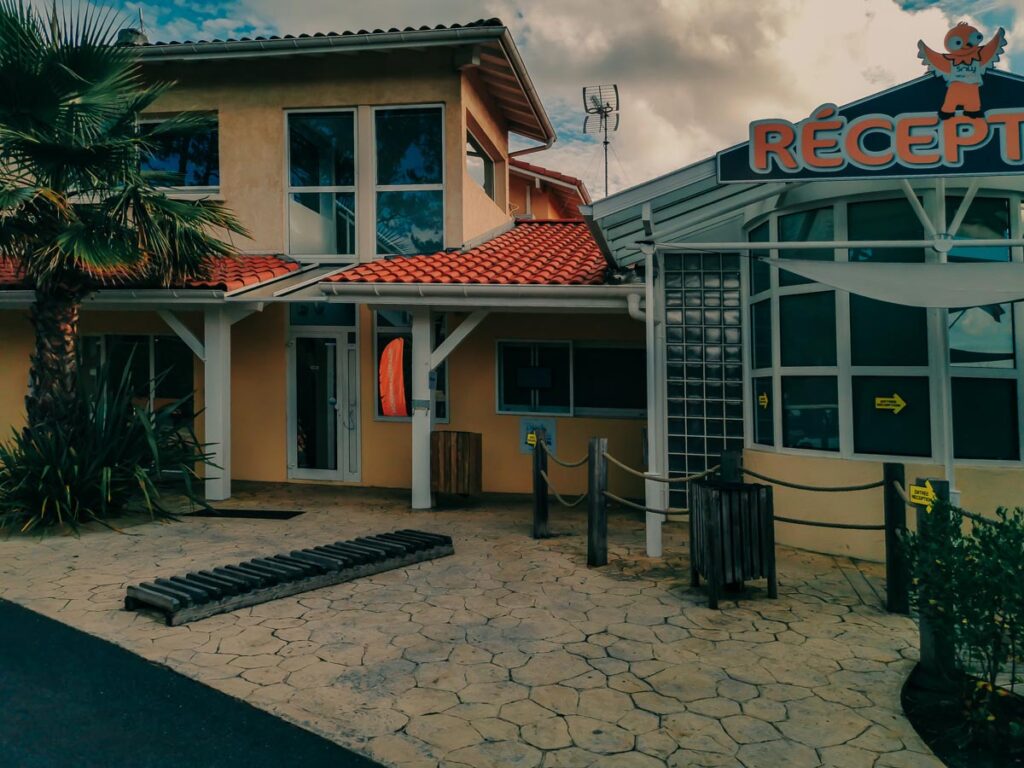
[909,480,937,511]
[758,392,769,409]
[875,393,907,414]
[526,431,537,447]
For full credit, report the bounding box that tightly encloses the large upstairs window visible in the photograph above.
[287,111,357,260]
[140,117,219,189]
[374,106,444,255]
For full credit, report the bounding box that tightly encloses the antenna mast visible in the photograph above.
[582,84,620,197]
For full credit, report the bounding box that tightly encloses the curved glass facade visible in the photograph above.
[747,192,1023,463]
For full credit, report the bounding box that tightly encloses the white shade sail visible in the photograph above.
[769,259,1024,308]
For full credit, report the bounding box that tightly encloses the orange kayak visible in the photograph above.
[379,337,408,417]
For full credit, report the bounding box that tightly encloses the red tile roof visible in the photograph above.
[510,159,592,206]
[0,255,299,293]
[327,220,606,286]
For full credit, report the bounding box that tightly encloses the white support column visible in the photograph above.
[410,308,433,510]
[643,244,664,557]
[204,307,232,501]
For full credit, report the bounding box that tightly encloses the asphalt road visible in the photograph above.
[0,599,381,767]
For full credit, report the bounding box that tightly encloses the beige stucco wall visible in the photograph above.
[358,308,646,497]
[744,448,1024,562]
[461,70,511,242]
[0,310,32,436]
[145,50,469,256]
[509,174,572,220]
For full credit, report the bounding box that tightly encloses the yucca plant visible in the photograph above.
[0,353,211,532]
[0,0,247,431]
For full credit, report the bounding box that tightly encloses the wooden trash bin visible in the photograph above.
[689,478,777,609]
[431,431,482,496]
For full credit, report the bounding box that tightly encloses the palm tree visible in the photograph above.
[0,1,247,430]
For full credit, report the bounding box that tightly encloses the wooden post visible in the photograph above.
[883,463,909,614]
[720,450,742,483]
[532,430,549,540]
[587,437,608,567]
[916,478,954,681]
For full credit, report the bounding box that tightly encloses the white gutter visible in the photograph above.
[320,283,639,300]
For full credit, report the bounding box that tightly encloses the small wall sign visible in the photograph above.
[520,417,556,455]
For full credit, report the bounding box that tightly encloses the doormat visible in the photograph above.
[190,508,304,520]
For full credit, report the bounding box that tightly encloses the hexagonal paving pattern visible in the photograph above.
[0,484,941,768]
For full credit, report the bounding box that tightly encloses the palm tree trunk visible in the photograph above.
[25,288,82,430]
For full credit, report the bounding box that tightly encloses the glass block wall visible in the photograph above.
[663,252,745,510]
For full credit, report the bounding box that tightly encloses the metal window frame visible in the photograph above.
[372,104,446,256]
[371,310,450,424]
[284,107,359,262]
[466,129,496,201]
[742,188,1024,467]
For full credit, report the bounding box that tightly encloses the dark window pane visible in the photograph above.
[296,337,338,470]
[376,191,443,255]
[780,292,836,367]
[290,303,356,326]
[573,346,645,412]
[141,123,219,187]
[153,336,193,400]
[751,299,772,369]
[80,337,103,400]
[749,221,770,295]
[852,376,930,456]
[779,207,833,286]
[499,343,534,412]
[848,198,925,263]
[376,107,443,185]
[947,198,1013,368]
[850,296,928,366]
[952,378,1019,460]
[537,344,571,412]
[289,192,356,256]
[107,335,150,399]
[753,376,773,446]
[288,113,355,187]
[782,376,838,451]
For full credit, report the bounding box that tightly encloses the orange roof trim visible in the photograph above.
[327,220,606,286]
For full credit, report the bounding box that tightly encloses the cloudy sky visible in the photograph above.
[113,0,1021,199]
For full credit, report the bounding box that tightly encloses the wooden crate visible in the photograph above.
[431,431,482,496]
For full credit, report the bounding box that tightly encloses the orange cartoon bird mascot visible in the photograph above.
[918,22,1005,119]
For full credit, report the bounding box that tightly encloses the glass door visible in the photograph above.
[288,331,360,481]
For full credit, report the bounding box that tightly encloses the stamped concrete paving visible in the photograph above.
[0,484,941,768]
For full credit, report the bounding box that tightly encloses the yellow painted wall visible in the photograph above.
[744,448,1024,562]
[461,70,511,242]
[357,308,646,497]
[145,50,466,254]
[509,174,573,220]
[0,310,32,436]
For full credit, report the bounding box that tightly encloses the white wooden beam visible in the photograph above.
[204,307,232,501]
[429,311,488,370]
[157,310,205,362]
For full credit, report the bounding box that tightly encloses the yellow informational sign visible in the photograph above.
[758,392,769,409]
[874,393,907,414]
[526,431,537,447]
[909,480,937,511]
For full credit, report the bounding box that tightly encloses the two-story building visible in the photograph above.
[0,19,647,510]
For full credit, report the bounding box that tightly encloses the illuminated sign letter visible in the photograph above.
[896,114,941,166]
[942,116,990,165]
[845,115,895,168]
[801,105,844,169]
[988,109,1024,163]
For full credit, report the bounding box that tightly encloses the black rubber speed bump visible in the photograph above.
[124,530,453,626]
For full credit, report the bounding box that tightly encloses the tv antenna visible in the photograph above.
[582,84,619,197]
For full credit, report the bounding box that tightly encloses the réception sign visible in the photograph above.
[716,23,1024,182]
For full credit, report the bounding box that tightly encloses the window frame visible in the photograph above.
[284,107,359,262]
[743,188,1024,466]
[372,103,446,257]
[138,115,221,197]
[466,130,495,201]
[495,339,646,418]
[372,310,450,424]
[80,333,195,415]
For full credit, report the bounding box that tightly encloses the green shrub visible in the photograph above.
[0,362,211,533]
[905,500,1024,746]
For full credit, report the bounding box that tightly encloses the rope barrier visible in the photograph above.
[539,469,587,508]
[742,468,885,493]
[602,451,719,484]
[602,491,688,516]
[538,441,588,468]
[774,515,885,531]
[893,480,911,505]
